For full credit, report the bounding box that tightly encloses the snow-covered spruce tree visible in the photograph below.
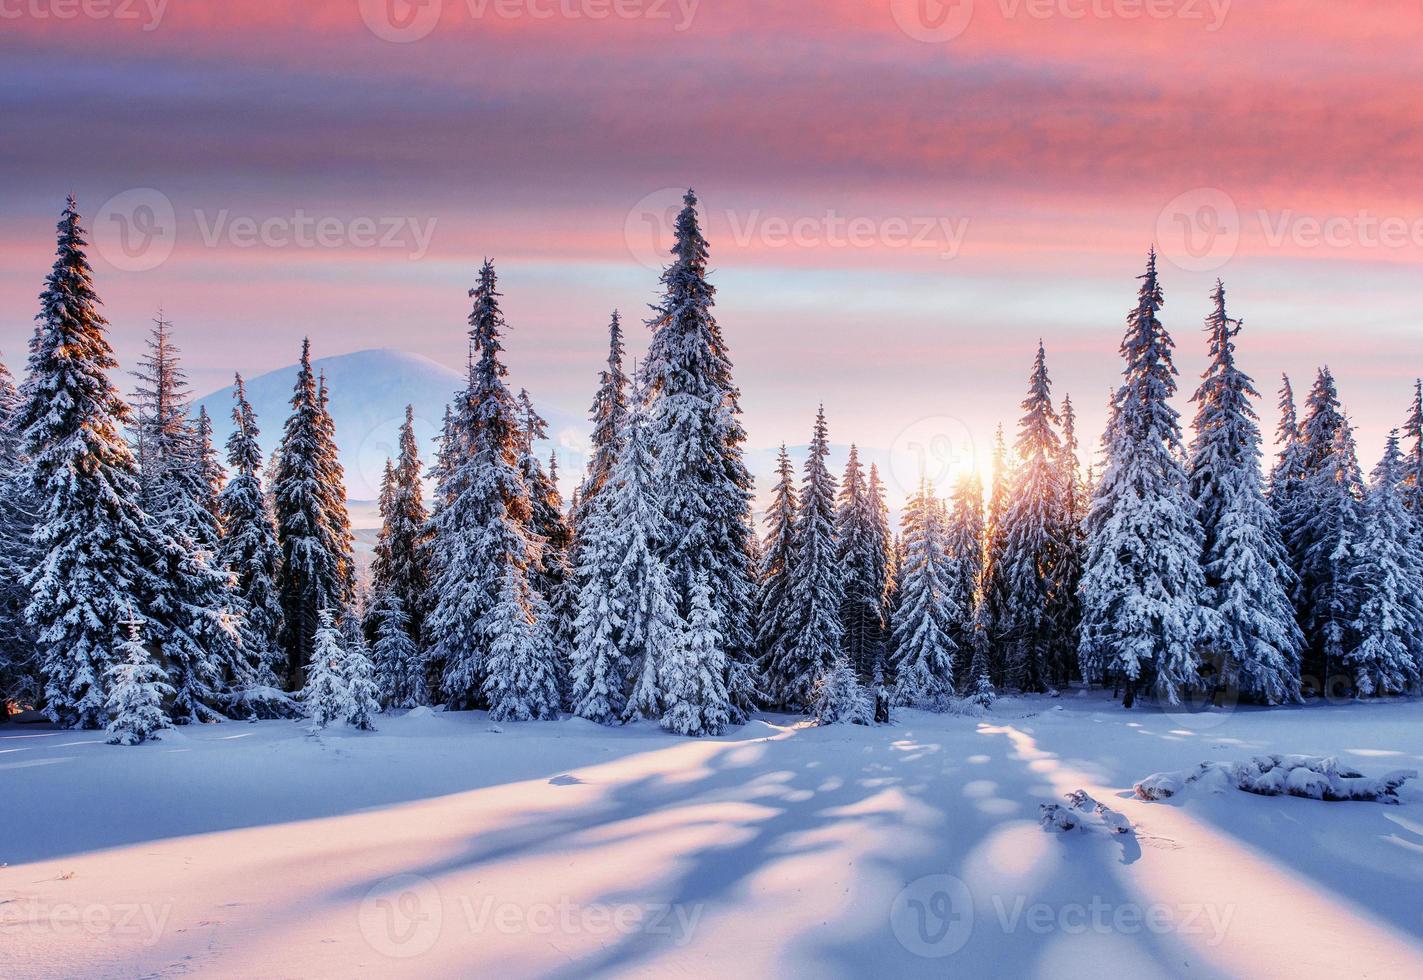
[890,479,958,709]
[965,603,997,707]
[943,472,984,662]
[614,379,687,723]
[1186,283,1302,705]
[0,353,38,711]
[1268,376,1309,517]
[644,190,757,728]
[811,654,873,726]
[517,390,576,698]
[1078,250,1213,708]
[105,613,173,746]
[368,405,431,655]
[300,610,348,729]
[19,198,159,729]
[482,563,560,722]
[773,407,845,711]
[368,588,428,709]
[1349,433,1423,696]
[131,310,190,514]
[218,374,286,692]
[754,444,798,706]
[426,261,559,717]
[575,310,629,521]
[274,340,354,687]
[569,487,628,724]
[979,424,1013,684]
[315,372,356,603]
[340,620,382,730]
[998,343,1066,693]
[1047,393,1086,688]
[837,445,889,683]
[128,313,247,722]
[660,573,730,736]
[1284,368,1364,693]
[1401,380,1423,528]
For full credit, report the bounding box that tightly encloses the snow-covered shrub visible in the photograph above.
[1135,755,1416,804]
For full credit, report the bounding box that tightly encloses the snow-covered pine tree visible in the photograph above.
[644,190,756,728]
[1401,380,1423,528]
[837,445,889,683]
[965,603,997,707]
[569,485,628,724]
[1048,393,1086,688]
[300,609,347,729]
[811,654,872,726]
[998,343,1066,693]
[218,374,286,692]
[426,261,558,716]
[890,479,958,709]
[516,389,576,697]
[754,444,798,706]
[482,562,560,721]
[1284,368,1364,694]
[1349,433,1423,696]
[368,588,428,709]
[1078,250,1213,708]
[979,424,1013,685]
[660,573,730,736]
[193,408,225,536]
[943,472,984,664]
[0,353,38,711]
[314,372,356,606]
[1186,283,1302,705]
[773,407,845,711]
[19,198,159,729]
[614,378,686,723]
[340,621,382,730]
[133,315,251,722]
[369,405,431,656]
[274,340,353,686]
[105,612,173,745]
[131,309,190,514]
[576,310,629,520]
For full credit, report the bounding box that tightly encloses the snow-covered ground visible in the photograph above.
[5,693,1423,978]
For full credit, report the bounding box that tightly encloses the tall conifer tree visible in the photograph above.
[643,190,756,728]
[19,198,157,728]
[1186,283,1302,704]
[1079,250,1213,707]
[777,407,844,711]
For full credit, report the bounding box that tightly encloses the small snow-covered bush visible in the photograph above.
[1135,755,1416,804]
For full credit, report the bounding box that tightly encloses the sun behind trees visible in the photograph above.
[2,195,1422,740]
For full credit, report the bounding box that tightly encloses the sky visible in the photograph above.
[2,0,1421,504]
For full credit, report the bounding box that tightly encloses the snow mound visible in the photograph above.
[402,705,438,721]
[1135,755,1417,804]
